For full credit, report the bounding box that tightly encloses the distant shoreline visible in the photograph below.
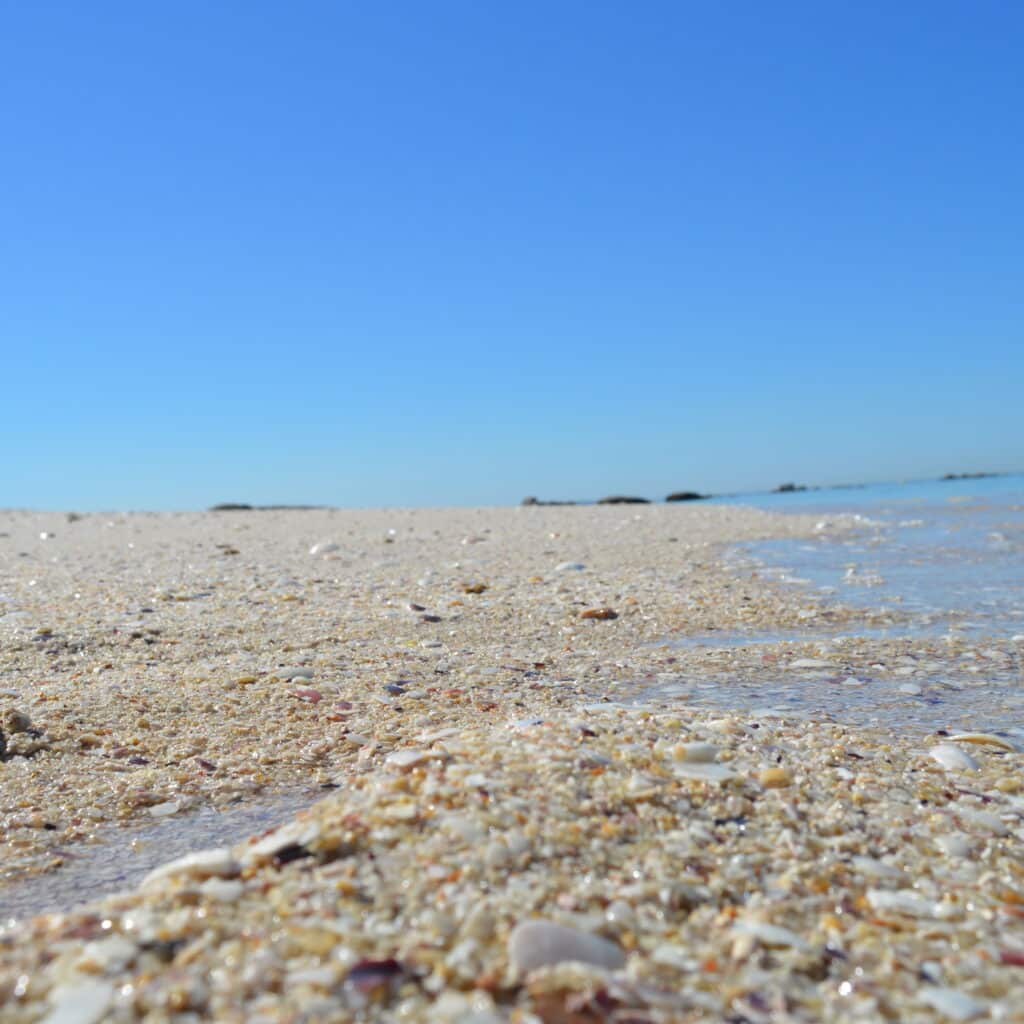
[206,470,1014,513]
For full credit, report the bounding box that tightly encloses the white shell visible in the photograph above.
[935,833,975,858]
[271,665,314,680]
[957,807,1010,836]
[309,542,339,556]
[929,744,979,772]
[40,980,115,1024]
[673,762,736,783]
[675,742,720,763]
[851,856,902,879]
[731,920,809,951]
[866,889,937,918]
[917,986,987,1020]
[949,732,1019,752]
[507,920,626,973]
[142,847,239,887]
[75,935,138,972]
[386,748,432,770]
[238,818,321,865]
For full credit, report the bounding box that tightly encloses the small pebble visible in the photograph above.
[309,542,339,556]
[672,742,720,763]
[759,766,792,788]
[580,608,618,621]
[2,708,33,734]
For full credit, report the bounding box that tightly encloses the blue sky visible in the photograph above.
[2,1,1022,508]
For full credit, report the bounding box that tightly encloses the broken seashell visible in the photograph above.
[929,744,979,772]
[917,986,987,1020]
[949,732,1019,752]
[142,847,240,888]
[508,920,626,973]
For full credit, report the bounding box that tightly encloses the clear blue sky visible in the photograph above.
[3,1,1021,509]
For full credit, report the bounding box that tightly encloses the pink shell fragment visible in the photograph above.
[291,688,322,703]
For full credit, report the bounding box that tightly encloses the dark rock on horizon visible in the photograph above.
[773,483,807,494]
[597,496,651,505]
[665,491,708,502]
[210,503,327,512]
[521,497,578,506]
[941,472,998,482]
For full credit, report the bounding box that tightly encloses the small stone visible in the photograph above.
[759,766,793,788]
[580,608,618,621]
[672,742,720,763]
[2,708,33,734]
[309,542,339,556]
[271,665,315,681]
[148,800,181,817]
[555,562,586,572]
[507,920,626,973]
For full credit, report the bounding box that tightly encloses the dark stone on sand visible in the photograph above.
[665,491,708,502]
[773,483,807,494]
[210,503,254,511]
[521,497,578,506]
[597,496,651,505]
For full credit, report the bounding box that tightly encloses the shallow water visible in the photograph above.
[645,475,1024,737]
[638,665,1024,742]
[1,788,326,923]
[726,475,1024,633]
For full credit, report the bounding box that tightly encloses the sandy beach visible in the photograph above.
[1,505,1022,1022]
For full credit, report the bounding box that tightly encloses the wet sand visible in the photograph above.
[1,506,1022,1022]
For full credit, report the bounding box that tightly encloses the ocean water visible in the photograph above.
[646,474,1024,738]
[730,473,1024,637]
[2,789,326,923]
